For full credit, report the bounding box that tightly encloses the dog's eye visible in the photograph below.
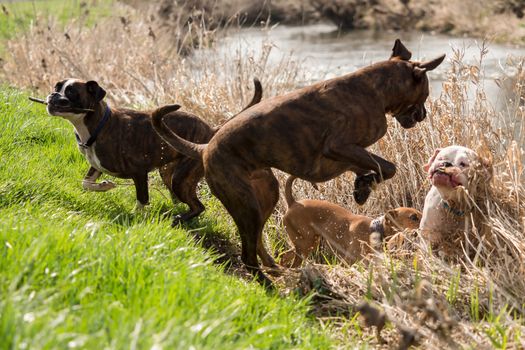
[409,214,420,222]
[459,161,468,168]
[54,83,63,91]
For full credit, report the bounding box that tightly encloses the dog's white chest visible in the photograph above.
[79,144,104,171]
[72,121,111,174]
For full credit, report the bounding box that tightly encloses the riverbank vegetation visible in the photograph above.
[148,0,525,45]
[1,1,524,349]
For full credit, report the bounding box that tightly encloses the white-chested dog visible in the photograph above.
[420,145,491,250]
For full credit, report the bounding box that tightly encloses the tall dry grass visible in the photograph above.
[2,5,525,348]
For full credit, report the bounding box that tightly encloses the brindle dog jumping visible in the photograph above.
[152,40,445,287]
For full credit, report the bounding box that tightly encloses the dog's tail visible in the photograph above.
[240,78,262,112]
[285,176,297,208]
[151,104,206,160]
[151,78,263,160]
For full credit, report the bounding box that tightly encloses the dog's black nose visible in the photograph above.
[49,93,70,107]
[55,98,70,107]
[443,162,453,167]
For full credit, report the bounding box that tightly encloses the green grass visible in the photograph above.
[0,86,335,349]
[0,0,118,48]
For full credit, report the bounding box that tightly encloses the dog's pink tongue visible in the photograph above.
[432,172,453,187]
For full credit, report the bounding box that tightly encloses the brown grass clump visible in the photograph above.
[3,6,525,348]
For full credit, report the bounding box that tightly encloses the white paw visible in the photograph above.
[82,180,117,192]
[134,201,148,212]
[99,180,117,191]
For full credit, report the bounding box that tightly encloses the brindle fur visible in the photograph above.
[47,79,261,224]
[151,40,445,286]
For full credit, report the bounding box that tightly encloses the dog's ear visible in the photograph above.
[413,54,446,80]
[423,148,442,173]
[384,209,398,226]
[419,54,446,71]
[54,79,67,92]
[390,39,412,61]
[86,80,106,102]
[477,156,494,182]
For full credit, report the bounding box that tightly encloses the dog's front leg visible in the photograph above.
[82,166,116,192]
[323,141,396,205]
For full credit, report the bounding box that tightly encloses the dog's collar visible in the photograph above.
[370,216,385,240]
[75,105,111,149]
[441,200,465,217]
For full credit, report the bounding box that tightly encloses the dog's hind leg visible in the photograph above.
[167,158,206,225]
[132,173,149,209]
[82,166,116,192]
[281,220,320,268]
[206,171,273,288]
[251,169,280,268]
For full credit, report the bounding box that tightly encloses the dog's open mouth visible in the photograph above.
[394,104,426,128]
[431,169,464,188]
[394,113,417,128]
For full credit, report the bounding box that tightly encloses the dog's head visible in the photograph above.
[384,207,422,236]
[423,146,490,201]
[46,79,106,121]
[389,39,445,129]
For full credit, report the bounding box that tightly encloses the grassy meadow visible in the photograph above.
[0,87,334,349]
[0,0,524,349]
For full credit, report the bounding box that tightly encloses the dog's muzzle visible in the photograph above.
[394,104,426,129]
[46,93,75,114]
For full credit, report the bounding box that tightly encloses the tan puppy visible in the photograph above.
[280,176,422,267]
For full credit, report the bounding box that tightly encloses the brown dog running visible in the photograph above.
[280,176,422,267]
[152,39,445,286]
[45,78,261,224]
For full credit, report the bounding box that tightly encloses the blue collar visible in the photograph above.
[75,105,111,148]
[441,200,465,217]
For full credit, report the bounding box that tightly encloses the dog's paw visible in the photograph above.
[82,179,117,192]
[353,175,375,205]
[134,201,148,213]
[171,214,186,227]
[98,180,116,191]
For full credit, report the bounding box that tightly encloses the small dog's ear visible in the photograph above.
[86,80,106,102]
[390,39,412,61]
[478,156,494,182]
[384,209,398,227]
[423,148,442,173]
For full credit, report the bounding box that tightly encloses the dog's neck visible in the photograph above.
[69,101,109,145]
[441,199,465,217]
[435,186,470,218]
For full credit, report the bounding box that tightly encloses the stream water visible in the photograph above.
[215,24,524,113]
